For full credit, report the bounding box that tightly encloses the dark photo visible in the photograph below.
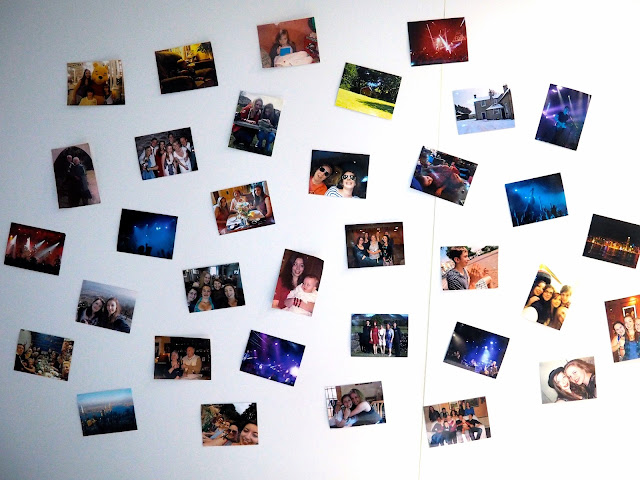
[345,222,405,268]
[440,246,498,290]
[228,91,283,156]
[272,249,324,317]
[154,336,211,380]
[326,381,385,428]
[183,263,244,312]
[535,84,591,151]
[257,17,319,68]
[583,214,640,268]
[155,42,218,94]
[4,223,66,275]
[605,295,640,363]
[134,127,197,180]
[14,329,74,381]
[408,17,468,66]
[309,150,369,198]
[76,280,137,334]
[522,264,572,330]
[424,397,490,447]
[240,330,305,386]
[335,63,401,120]
[67,60,124,105]
[541,357,596,403]
[202,403,258,446]
[77,388,137,436]
[211,181,275,235]
[351,314,407,357]
[116,209,177,259]
[505,173,568,227]
[51,143,100,208]
[444,322,509,379]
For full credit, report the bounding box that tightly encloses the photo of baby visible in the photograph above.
[272,249,324,317]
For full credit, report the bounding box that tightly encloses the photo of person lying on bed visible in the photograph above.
[308,150,369,198]
[257,17,319,68]
[326,381,385,428]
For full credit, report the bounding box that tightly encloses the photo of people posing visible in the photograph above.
[444,323,509,379]
[155,42,218,94]
[583,214,640,269]
[5,223,66,276]
[183,263,244,313]
[505,173,568,227]
[257,17,319,68]
[51,143,100,208]
[408,17,468,66]
[272,249,324,316]
[453,84,514,134]
[605,295,640,363]
[351,314,407,357]
[345,222,405,268]
[77,388,137,436]
[308,150,369,198]
[410,147,477,205]
[440,246,498,290]
[424,397,490,447]
[229,91,283,156]
[326,381,385,428]
[535,84,591,151]
[154,336,211,380]
[134,127,198,180]
[201,403,258,446]
[116,209,178,259]
[211,181,275,235]
[67,60,124,105]
[541,356,597,403]
[76,280,137,334]
[240,330,305,386]
[336,63,401,120]
[522,265,572,330]
[14,329,73,381]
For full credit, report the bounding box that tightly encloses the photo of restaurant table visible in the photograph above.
[155,41,218,94]
[51,143,100,208]
[240,330,305,387]
[605,294,640,363]
[408,17,468,66]
[134,127,197,180]
[351,314,407,357]
[154,336,211,380]
[583,214,640,269]
[257,17,319,68]
[67,60,124,105]
[505,173,568,227]
[77,388,137,437]
[183,263,244,313]
[202,402,258,447]
[444,323,509,379]
[424,397,490,447]
[76,280,137,334]
[345,222,404,268]
[14,329,73,381]
[440,245,498,290]
[309,150,369,198]
[335,63,401,120]
[522,264,572,330]
[540,356,597,403]
[5,222,66,276]
[229,91,282,156]
[535,84,591,151]
[211,181,275,235]
[272,249,323,317]
[326,381,385,428]
[116,209,178,259]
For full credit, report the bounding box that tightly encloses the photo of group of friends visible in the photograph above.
[240,330,305,386]
[411,147,477,205]
[424,397,490,447]
[453,84,514,134]
[154,336,211,380]
[336,63,401,120]
[257,17,319,68]
[541,356,597,403]
[76,280,137,334]
[583,214,640,269]
[326,381,385,428]
[77,388,137,437]
[408,17,468,66]
[535,84,591,151]
[116,209,178,260]
[505,173,568,227]
[4,223,66,276]
[351,314,407,357]
[134,127,197,180]
[521,265,572,330]
[444,322,509,378]
[605,295,640,363]
[14,329,73,381]
[272,249,324,317]
[183,263,244,313]
[345,222,405,268]
[155,42,218,95]
[51,144,100,208]
[201,403,258,446]
[67,60,124,105]
[440,245,498,290]
[211,181,275,235]
[308,150,369,199]
[229,91,282,156]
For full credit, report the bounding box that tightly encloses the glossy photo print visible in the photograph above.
[51,143,100,208]
[211,181,275,235]
[424,397,490,447]
[76,280,137,333]
[14,329,73,381]
[201,403,258,446]
[583,214,640,268]
[183,263,244,312]
[155,41,218,94]
[116,209,178,259]
[309,150,369,198]
[326,381,385,428]
[257,17,319,68]
[134,127,197,179]
[351,314,407,357]
[67,60,124,105]
[535,84,591,151]
[240,330,305,386]
[154,336,211,380]
[4,223,66,275]
[345,222,405,268]
[272,249,324,317]
[77,388,137,436]
[522,265,573,330]
[540,357,596,403]
[605,295,640,363]
[408,17,468,66]
[335,63,401,120]
[440,246,498,290]
[453,85,514,134]
[505,173,568,227]
[229,91,283,156]
[444,322,509,379]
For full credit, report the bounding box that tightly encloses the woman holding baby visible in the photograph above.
[272,254,314,314]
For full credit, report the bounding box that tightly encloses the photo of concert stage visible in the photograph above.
[505,173,568,227]
[4,223,66,275]
[116,209,178,259]
[444,323,509,379]
[240,330,305,387]
[408,17,468,66]
[535,84,591,151]
[583,214,640,269]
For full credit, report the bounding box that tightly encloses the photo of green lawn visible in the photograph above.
[335,63,401,120]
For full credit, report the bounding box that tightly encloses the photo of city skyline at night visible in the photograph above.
[77,388,137,436]
[505,173,568,227]
[583,214,640,268]
[444,323,509,379]
[240,330,305,386]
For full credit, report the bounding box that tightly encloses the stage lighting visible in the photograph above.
[290,366,299,376]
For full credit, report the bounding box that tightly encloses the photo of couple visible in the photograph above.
[541,356,597,403]
[51,143,100,208]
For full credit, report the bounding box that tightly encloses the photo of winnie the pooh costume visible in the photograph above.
[68,60,124,106]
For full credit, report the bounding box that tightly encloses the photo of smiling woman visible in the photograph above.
[540,356,596,403]
[309,150,369,198]
[272,249,324,316]
[201,402,258,446]
[183,264,243,313]
[76,280,137,333]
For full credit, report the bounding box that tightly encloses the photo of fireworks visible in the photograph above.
[408,17,468,66]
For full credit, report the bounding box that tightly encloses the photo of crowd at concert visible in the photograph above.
[424,397,490,447]
[605,294,640,363]
[583,214,640,269]
[76,280,137,334]
[4,223,66,275]
[183,263,244,313]
[240,330,305,386]
[77,388,137,436]
[116,209,177,259]
[444,323,509,379]
[51,143,100,208]
[540,356,597,403]
[505,173,567,227]
[155,42,218,94]
[408,17,468,66]
[308,150,369,199]
[201,403,258,446]
[134,127,197,180]
[325,381,385,428]
[272,249,323,317]
[351,314,407,357]
[345,222,404,268]
[154,336,211,380]
[535,84,591,151]
[257,17,319,68]
[14,329,74,381]
[522,264,572,330]
[440,246,498,290]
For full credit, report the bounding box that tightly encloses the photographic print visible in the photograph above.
[444,322,509,379]
[257,17,319,68]
[76,280,137,334]
[67,60,124,105]
[116,209,177,259]
[155,41,218,94]
[453,84,514,134]
[154,336,211,380]
[410,147,477,205]
[606,295,640,362]
[408,17,468,66]
[335,63,401,120]
[351,314,407,357]
[309,150,369,198]
[583,214,640,268]
[440,246,498,290]
[522,265,572,330]
[229,91,282,156]
[345,222,405,268]
[326,381,385,428]
[240,330,305,386]
[77,388,137,436]
[211,181,275,235]
[183,263,244,312]
[541,356,597,403]
[272,249,324,316]
[134,127,198,180]
[424,397,490,447]
[51,144,100,208]
[505,173,568,227]
[5,223,66,275]
[14,329,73,381]
[535,84,591,151]
[202,403,258,446]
